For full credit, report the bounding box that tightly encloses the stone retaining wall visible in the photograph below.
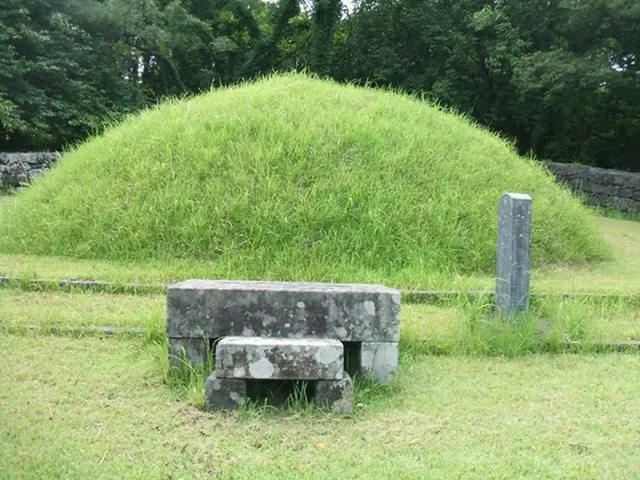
[0,152,60,187]
[545,162,640,214]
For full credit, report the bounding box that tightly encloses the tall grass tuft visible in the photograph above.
[164,340,214,407]
[0,74,609,282]
[401,294,638,358]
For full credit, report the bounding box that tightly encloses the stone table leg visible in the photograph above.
[359,342,398,383]
[314,374,354,413]
[204,374,249,411]
[168,337,209,367]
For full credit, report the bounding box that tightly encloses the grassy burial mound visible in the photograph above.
[0,74,608,282]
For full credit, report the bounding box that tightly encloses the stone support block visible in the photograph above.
[359,342,398,383]
[216,337,344,380]
[168,337,208,367]
[204,375,248,411]
[314,374,354,413]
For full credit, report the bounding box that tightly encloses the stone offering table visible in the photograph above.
[166,280,401,411]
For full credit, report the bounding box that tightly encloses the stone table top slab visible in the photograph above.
[167,279,400,341]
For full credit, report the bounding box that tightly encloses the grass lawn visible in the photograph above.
[0,290,165,332]
[1,208,639,478]
[1,334,639,479]
[0,215,639,295]
[532,216,640,294]
[2,286,639,353]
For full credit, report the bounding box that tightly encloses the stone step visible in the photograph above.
[204,372,355,413]
[167,280,400,342]
[215,336,344,380]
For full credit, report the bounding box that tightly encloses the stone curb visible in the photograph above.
[1,323,638,353]
[0,276,165,295]
[0,275,638,304]
[0,323,146,337]
[562,340,640,352]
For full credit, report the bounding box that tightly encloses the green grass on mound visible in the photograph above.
[0,74,609,280]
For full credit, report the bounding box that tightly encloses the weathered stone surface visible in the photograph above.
[167,280,400,342]
[359,342,398,383]
[545,162,640,214]
[496,193,532,318]
[168,337,208,367]
[314,374,354,413]
[216,336,344,380]
[204,375,248,411]
[0,152,60,187]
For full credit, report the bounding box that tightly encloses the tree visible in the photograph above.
[335,0,640,171]
[309,0,341,75]
[0,0,145,151]
[0,0,307,150]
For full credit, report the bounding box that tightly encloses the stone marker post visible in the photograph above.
[496,193,532,318]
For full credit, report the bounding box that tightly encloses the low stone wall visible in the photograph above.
[545,162,640,214]
[0,152,60,187]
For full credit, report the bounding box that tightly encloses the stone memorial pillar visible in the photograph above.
[496,193,532,318]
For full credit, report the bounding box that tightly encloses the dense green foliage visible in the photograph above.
[0,0,145,150]
[2,0,638,171]
[0,0,308,149]
[309,0,341,76]
[0,75,608,279]
[334,0,640,171]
